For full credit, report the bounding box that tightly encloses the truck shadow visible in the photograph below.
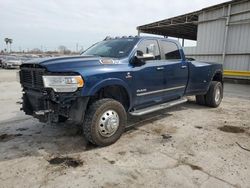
[0,100,206,162]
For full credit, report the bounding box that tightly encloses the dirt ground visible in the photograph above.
[0,69,250,188]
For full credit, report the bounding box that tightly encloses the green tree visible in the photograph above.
[4,38,13,53]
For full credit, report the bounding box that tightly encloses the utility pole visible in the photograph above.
[76,43,79,52]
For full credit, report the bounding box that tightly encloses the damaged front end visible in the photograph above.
[19,64,88,124]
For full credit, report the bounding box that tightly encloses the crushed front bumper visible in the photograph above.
[22,89,89,124]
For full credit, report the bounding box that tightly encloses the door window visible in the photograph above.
[160,41,181,60]
[137,40,161,60]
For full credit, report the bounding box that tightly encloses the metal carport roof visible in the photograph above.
[137,11,199,40]
[137,0,247,40]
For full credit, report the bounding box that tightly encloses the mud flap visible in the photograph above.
[69,97,90,124]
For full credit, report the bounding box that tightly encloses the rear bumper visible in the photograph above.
[22,89,89,123]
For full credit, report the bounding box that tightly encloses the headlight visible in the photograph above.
[42,75,84,92]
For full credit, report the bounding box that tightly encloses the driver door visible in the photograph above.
[131,39,166,109]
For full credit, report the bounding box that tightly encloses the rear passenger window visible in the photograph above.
[160,41,181,60]
[137,40,161,60]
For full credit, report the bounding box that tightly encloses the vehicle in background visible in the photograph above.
[2,56,22,69]
[0,55,39,69]
[19,56,35,63]
[18,36,223,146]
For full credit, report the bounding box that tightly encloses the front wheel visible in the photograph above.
[83,98,127,146]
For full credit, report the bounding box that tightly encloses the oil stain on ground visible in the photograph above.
[48,157,83,168]
[102,157,116,164]
[188,164,203,171]
[179,161,203,171]
[161,134,172,140]
[16,128,28,131]
[218,126,245,133]
[0,133,22,142]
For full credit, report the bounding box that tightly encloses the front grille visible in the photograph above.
[20,66,45,89]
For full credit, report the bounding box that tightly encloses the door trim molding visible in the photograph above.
[136,85,186,96]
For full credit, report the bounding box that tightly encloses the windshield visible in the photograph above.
[82,38,139,58]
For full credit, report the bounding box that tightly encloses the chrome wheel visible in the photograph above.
[215,87,221,103]
[98,110,119,137]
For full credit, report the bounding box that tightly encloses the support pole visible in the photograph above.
[222,4,231,64]
[137,30,141,36]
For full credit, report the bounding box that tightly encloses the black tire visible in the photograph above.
[83,98,127,146]
[205,81,223,108]
[196,95,206,105]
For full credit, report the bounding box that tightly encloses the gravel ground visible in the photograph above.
[0,69,250,188]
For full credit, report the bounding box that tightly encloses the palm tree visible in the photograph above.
[8,39,13,52]
[4,38,9,52]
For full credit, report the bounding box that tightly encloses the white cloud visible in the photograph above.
[0,0,227,51]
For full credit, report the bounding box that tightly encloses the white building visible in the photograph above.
[137,0,250,79]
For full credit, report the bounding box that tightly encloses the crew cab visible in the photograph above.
[18,36,223,146]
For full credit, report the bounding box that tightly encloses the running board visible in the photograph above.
[129,98,187,116]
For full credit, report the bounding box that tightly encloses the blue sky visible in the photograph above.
[0,0,227,51]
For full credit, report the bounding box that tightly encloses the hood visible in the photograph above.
[22,55,102,72]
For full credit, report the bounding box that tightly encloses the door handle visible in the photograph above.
[156,67,164,70]
[181,65,187,69]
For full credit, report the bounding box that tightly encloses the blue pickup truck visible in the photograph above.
[19,36,223,146]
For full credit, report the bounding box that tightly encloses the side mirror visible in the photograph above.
[135,50,155,61]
